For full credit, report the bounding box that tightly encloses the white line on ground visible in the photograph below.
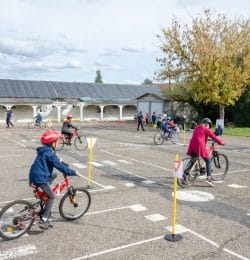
[100,150,172,172]
[117,159,132,164]
[0,244,38,259]
[227,184,247,189]
[124,182,136,187]
[85,204,147,216]
[4,137,26,147]
[78,173,113,189]
[102,160,117,166]
[72,163,86,169]
[71,235,163,260]
[144,214,167,222]
[89,162,104,167]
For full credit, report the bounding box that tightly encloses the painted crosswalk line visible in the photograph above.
[117,159,132,165]
[90,162,104,167]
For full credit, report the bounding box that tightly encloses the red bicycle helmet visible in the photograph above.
[67,114,73,119]
[40,130,61,145]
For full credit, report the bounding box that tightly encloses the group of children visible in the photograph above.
[29,112,224,231]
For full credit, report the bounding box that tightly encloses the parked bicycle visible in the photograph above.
[0,174,91,240]
[154,127,179,145]
[178,141,229,188]
[55,130,88,151]
[28,120,46,129]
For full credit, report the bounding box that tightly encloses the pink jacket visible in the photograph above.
[187,125,224,158]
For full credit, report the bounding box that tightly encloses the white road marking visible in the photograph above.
[101,150,172,172]
[72,163,86,169]
[166,224,189,234]
[102,160,117,166]
[117,142,149,148]
[247,213,250,216]
[227,184,247,189]
[90,162,104,167]
[124,183,136,187]
[174,190,215,202]
[4,137,26,148]
[0,244,37,259]
[77,173,113,189]
[117,159,132,165]
[85,204,147,216]
[129,204,147,212]
[142,180,156,184]
[144,214,167,222]
[72,235,164,260]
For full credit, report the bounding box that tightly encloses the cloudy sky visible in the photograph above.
[0,0,249,84]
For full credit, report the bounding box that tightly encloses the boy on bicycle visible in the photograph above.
[186,118,224,187]
[61,114,78,143]
[29,130,80,230]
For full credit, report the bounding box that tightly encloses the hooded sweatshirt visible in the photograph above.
[29,146,76,185]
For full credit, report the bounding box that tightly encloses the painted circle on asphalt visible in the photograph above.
[173,190,215,202]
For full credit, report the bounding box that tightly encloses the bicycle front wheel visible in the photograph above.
[177,157,198,188]
[59,188,91,221]
[211,153,229,181]
[171,132,179,144]
[0,200,34,240]
[28,122,35,129]
[154,132,164,145]
[74,136,88,151]
[40,122,46,128]
[55,137,64,151]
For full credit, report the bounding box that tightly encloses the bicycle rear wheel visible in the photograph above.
[55,137,64,151]
[154,132,164,145]
[74,136,88,151]
[0,200,34,240]
[59,187,91,221]
[177,158,198,188]
[211,153,229,181]
[40,122,46,128]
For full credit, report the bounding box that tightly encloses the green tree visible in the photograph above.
[95,70,103,83]
[142,78,153,85]
[157,10,250,119]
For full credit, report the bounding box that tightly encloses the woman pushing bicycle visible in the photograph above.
[29,130,80,230]
[186,118,225,187]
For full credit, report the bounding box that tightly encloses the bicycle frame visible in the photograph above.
[32,176,70,202]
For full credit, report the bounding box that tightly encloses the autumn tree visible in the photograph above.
[156,10,250,119]
[142,78,153,85]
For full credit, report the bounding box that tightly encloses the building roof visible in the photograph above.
[0,79,161,101]
[136,92,168,100]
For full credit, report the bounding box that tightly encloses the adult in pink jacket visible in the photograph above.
[187,118,225,186]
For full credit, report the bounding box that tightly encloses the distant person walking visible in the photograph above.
[137,111,145,131]
[145,112,149,125]
[6,109,14,128]
[151,112,156,125]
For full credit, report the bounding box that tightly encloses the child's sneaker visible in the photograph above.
[206,178,215,187]
[39,219,53,230]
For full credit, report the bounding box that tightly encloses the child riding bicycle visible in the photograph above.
[186,118,225,187]
[61,114,78,143]
[29,130,80,230]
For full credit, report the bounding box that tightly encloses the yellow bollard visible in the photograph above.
[183,123,186,146]
[165,153,183,242]
[87,138,94,187]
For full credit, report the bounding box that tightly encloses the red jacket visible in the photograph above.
[187,125,224,158]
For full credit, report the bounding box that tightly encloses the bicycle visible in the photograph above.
[28,120,46,129]
[153,127,179,145]
[177,141,229,188]
[55,130,88,151]
[0,174,91,240]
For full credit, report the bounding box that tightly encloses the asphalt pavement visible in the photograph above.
[0,122,249,260]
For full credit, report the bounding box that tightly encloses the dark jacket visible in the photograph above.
[137,113,143,122]
[29,146,76,185]
[61,119,77,134]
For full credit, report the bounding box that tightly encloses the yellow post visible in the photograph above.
[87,137,93,187]
[183,123,186,146]
[171,153,178,235]
[165,153,183,242]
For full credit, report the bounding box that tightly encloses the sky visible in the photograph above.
[0,0,249,85]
